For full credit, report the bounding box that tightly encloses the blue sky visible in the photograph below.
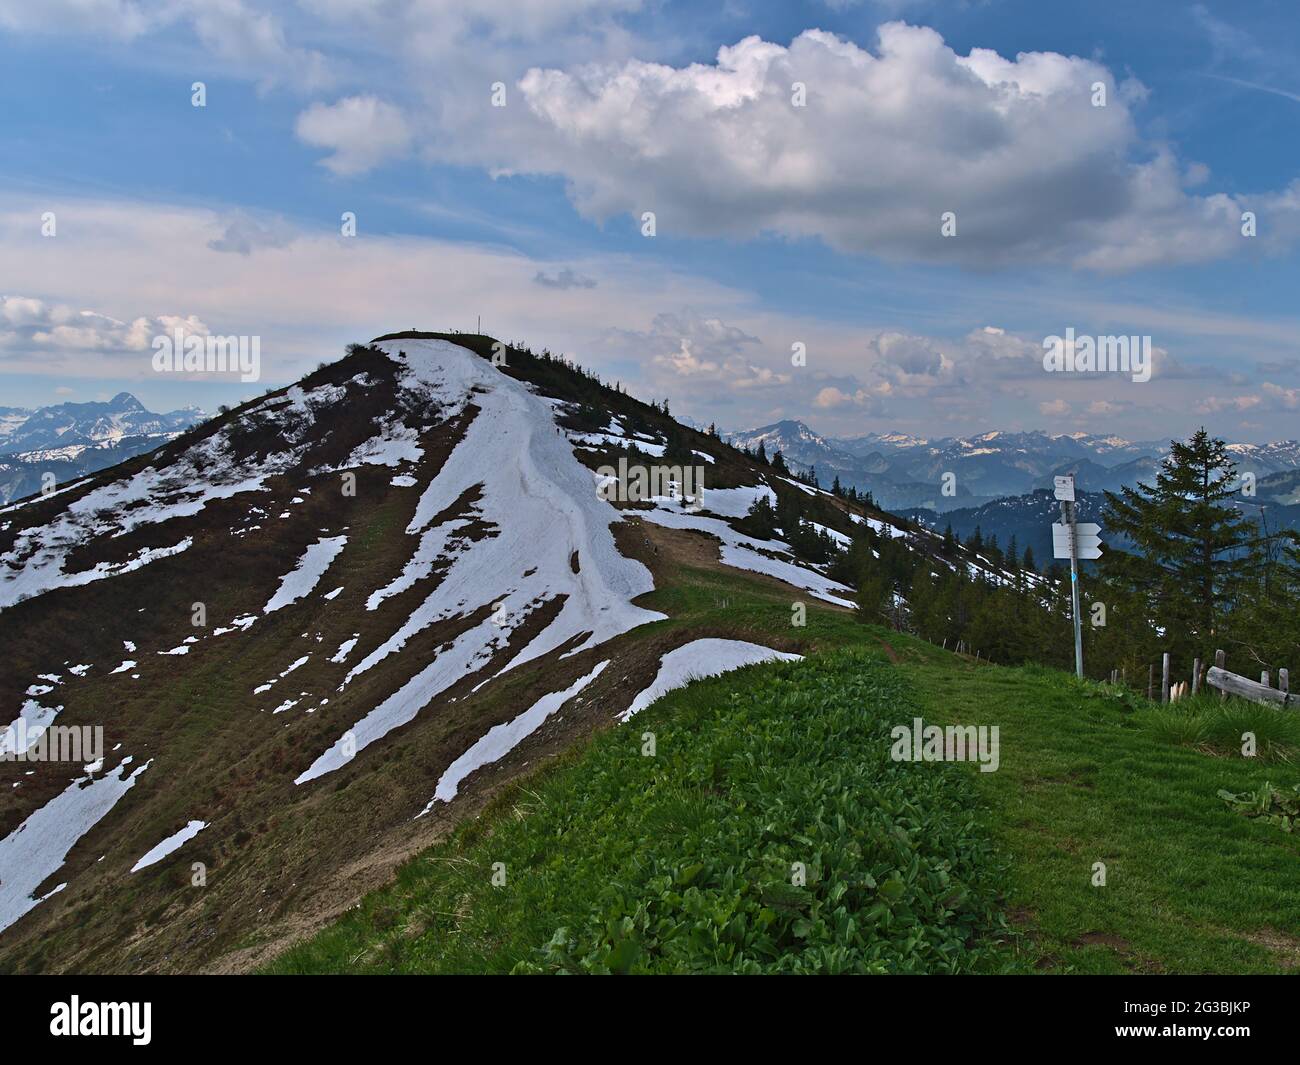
[1,0,1299,442]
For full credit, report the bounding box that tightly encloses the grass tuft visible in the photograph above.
[1135,694,1300,762]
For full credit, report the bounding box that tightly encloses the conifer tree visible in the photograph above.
[1101,428,1264,651]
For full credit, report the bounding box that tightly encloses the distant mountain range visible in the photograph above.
[905,480,1300,572]
[902,489,1112,570]
[0,393,203,503]
[725,420,1300,514]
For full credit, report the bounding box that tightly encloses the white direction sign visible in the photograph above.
[1053,475,1076,502]
[1052,522,1103,560]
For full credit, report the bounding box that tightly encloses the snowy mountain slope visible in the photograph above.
[0,333,886,974]
[293,340,665,784]
[0,394,204,505]
[0,407,31,442]
[0,392,201,456]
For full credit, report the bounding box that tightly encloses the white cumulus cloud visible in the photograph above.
[296,96,412,176]
[455,24,1300,271]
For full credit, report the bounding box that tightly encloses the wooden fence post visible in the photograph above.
[1192,657,1201,696]
[1281,668,1290,699]
[1261,670,1271,689]
[1161,653,1171,704]
[1215,649,1226,701]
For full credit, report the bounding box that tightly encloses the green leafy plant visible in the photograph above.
[1218,782,1300,833]
[268,650,1011,975]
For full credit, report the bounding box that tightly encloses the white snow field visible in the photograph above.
[263,536,348,613]
[130,820,207,873]
[565,413,668,457]
[695,484,776,520]
[810,521,852,547]
[0,699,63,757]
[0,758,150,933]
[420,660,609,811]
[638,495,855,608]
[851,513,908,539]
[296,340,664,784]
[619,639,803,721]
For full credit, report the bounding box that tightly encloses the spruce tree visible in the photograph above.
[1100,428,1264,652]
[987,533,1002,567]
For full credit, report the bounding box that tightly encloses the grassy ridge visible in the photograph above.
[902,658,1300,973]
[266,649,1010,974]
[267,615,1300,975]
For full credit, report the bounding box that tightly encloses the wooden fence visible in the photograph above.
[1111,649,1292,708]
[1204,648,1292,709]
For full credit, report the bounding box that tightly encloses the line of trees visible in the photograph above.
[827,428,1299,681]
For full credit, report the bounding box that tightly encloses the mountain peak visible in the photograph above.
[109,392,145,411]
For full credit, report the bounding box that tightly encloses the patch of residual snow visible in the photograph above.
[619,639,803,721]
[0,376,370,611]
[339,420,422,469]
[696,484,776,520]
[0,537,193,611]
[130,820,206,873]
[296,340,663,784]
[810,521,851,547]
[566,414,668,457]
[638,498,855,608]
[850,513,907,539]
[419,660,609,811]
[0,699,63,757]
[263,536,348,613]
[0,758,150,933]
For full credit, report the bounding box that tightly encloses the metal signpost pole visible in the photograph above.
[1052,474,1088,680]
[1065,496,1083,679]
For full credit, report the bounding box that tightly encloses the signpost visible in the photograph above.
[1051,474,1103,679]
[1051,523,1101,558]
